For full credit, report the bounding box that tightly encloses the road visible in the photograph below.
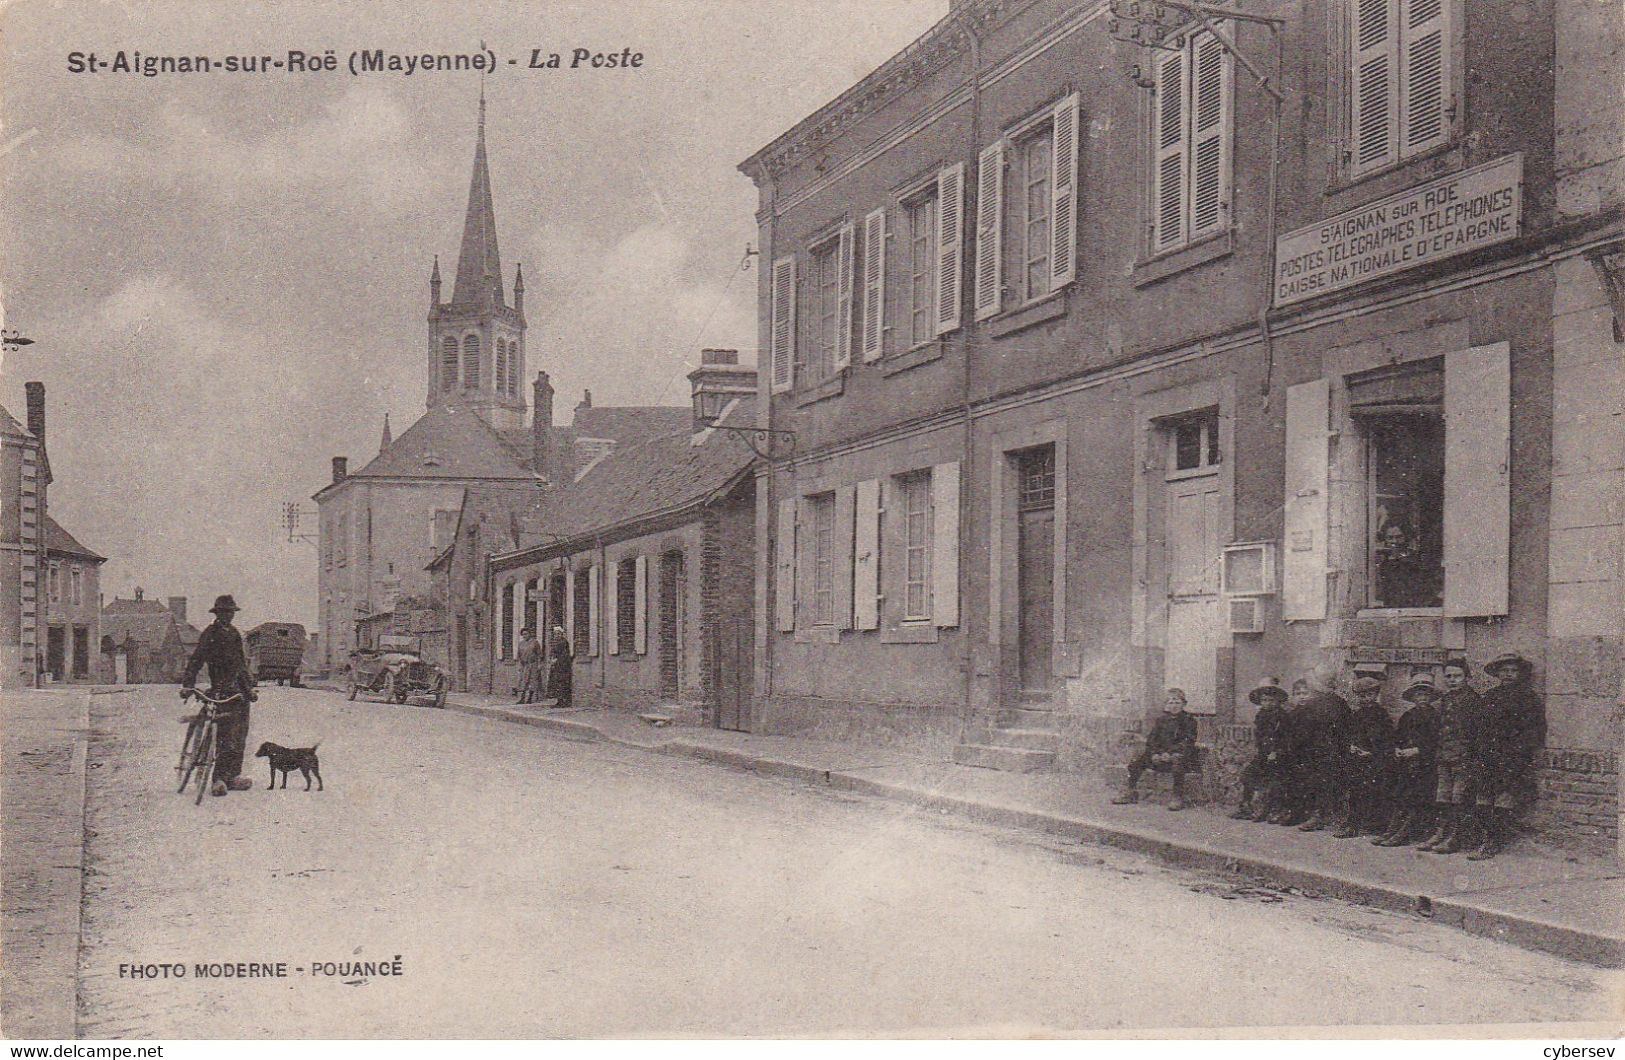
[75,685,1614,1037]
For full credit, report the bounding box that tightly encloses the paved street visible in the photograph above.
[75,685,1615,1037]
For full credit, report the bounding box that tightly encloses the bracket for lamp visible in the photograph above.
[1108,0,1286,103]
[698,418,797,461]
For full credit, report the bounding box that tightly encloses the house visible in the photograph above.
[99,590,191,684]
[489,351,759,726]
[739,0,1625,848]
[42,515,106,683]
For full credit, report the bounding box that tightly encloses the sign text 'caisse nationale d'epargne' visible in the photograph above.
[1273,154,1523,308]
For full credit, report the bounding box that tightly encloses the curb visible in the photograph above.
[442,698,1624,969]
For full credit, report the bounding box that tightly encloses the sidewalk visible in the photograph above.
[1,688,92,1039]
[442,690,1625,969]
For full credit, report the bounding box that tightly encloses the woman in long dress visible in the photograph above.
[545,625,574,709]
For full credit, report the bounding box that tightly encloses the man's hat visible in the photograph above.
[1164,687,1187,705]
[1401,676,1440,702]
[1350,675,1383,694]
[208,594,240,615]
[1484,651,1533,676]
[1248,678,1287,705]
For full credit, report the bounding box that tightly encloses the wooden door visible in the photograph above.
[1164,475,1221,713]
[1017,509,1055,698]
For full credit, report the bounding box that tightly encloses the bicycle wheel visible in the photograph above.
[176,718,203,792]
[192,721,218,805]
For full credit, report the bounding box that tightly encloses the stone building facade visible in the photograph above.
[741,0,1625,850]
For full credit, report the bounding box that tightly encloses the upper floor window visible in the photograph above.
[70,567,82,607]
[1347,0,1453,178]
[1151,31,1233,255]
[48,561,60,603]
[440,336,458,391]
[801,233,852,386]
[462,334,480,390]
[902,190,939,349]
[809,492,836,627]
[975,95,1078,321]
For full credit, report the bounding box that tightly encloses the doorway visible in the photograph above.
[46,625,65,681]
[1015,446,1056,702]
[1162,411,1222,713]
[659,551,686,700]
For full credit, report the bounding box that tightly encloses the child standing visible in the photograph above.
[1420,658,1481,853]
[1465,652,1545,860]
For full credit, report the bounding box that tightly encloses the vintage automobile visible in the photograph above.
[246,622,308,686]
[346,635,447,707]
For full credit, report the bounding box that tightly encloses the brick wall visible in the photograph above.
[700,480,755,728]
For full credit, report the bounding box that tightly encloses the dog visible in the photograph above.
[254,741,324,791]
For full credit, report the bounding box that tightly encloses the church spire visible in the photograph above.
[451,92,503,306]
[380,412,392,451]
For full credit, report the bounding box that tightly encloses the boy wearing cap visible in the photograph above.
[179,594,258,797]
[1375,676,1440,846]
[1420,659,1482,853]
[1112,688,1200,811]
[1335,676,1395,838]
[1232,679,1290,821]
[1465,652,1545,860]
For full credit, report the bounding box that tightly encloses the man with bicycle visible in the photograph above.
[180,595,258,797]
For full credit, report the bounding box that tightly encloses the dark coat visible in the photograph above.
[1295,691,1349,764]
[1475,682,1545,778]
[181,620,254,699]
[1392,702,1439,774]
[1345,701,1395,758]
[1253,702,1289,758]
[1435,686,1483,764]
[1144,709,1197,756]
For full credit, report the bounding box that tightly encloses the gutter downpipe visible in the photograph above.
[1258,22,1285,400]
[958,8,983,739]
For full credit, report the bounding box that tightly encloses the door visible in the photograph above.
[659,552,685,700]
[1164,474,1221,713]
[46,625,66,681]
[1015,446,1057,700]
[72,626,89,678]
[712,616,752,731]
[454,615,468,690]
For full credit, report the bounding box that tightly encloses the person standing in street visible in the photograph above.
[1112,688,1200,811]
[179,594,257,797]
[1421,658,1484,853]
[516,626,545,704]
[1465,652,1545,860]
[545,624,574,709]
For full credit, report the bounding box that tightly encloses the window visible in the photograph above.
[616,559,637,654]
[903,191,938,348]
[805,239,842,383]
[1018,446,1056,511]
[1151,31,1233,255]
[1365,414,1444,608]
[809,493,836,626]
[48,562,60,603]
[496,340,508,399]
[899,472,933,621]
[1169,409,1222,473]
[524,577,539,636]
[500,581,515,658]
[1347,0,1452,177]
[572,568,591,655]
[975,96,1078,320]
[441,336,458,391]
[70,568,82,607]
[1015,129,1054,302]
[462,334,480,390]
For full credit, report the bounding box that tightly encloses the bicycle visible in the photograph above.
[175,689,244,805]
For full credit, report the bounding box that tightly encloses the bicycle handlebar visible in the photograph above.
[180,688,248,705]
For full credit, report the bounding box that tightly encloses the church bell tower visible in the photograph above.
[427,94,528,430]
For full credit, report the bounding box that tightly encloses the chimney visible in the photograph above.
[332,457,348,484]
[532,371,555,484]
[24,381,44,447]
[688,349,757,432]
[168,596,187,624]
[576,388,593,412]
[134,586,145,601]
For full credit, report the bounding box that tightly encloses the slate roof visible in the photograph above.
[507,397,756,554]
[570,406,691,447]
[103,596,171,615]
[101,612,177,651]
[44,516,105,562]
[346,403,539,482]
[0,403,30,441]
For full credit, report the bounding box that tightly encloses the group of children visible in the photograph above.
[1112,652,1546,861]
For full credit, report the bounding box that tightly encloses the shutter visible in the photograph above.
[564,567,575,647]
[1188,34,1231,239]
[834,485,856,631]
[525,578,539,635]
[1443,342,1511,617]
[1282,380,1331,620]
[834,223,855,370]
[587,563,600,656]
[633,554,648,654]
[853,478,881,631]
[861,208,887,362]
[769,256,797,394]
[775,497,796,631]
[607,565,619,655]
[932,461,961,627]
[1050,93,1080,288]
[1401,0,1449,154]
[511,581,523,659]
[1153,46,1189,253]
[973,141,1004,321]
[935,163,965,335]
[1351,0,1399,176]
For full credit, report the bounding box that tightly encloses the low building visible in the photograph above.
[99,590,191,684]
[491,354,759,727]
[42,516,105,683]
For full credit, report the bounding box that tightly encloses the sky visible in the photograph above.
[0,0,945,631]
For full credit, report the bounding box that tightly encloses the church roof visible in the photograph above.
[452,96,503,306]
[346,403,539,482]
[0,403,31,441]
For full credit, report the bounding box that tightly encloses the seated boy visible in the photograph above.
[1112,688,1199,811]
[1232,679,1289,821]
[1374,676,1440,846]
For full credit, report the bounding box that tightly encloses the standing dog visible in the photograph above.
[254,741,324,791]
